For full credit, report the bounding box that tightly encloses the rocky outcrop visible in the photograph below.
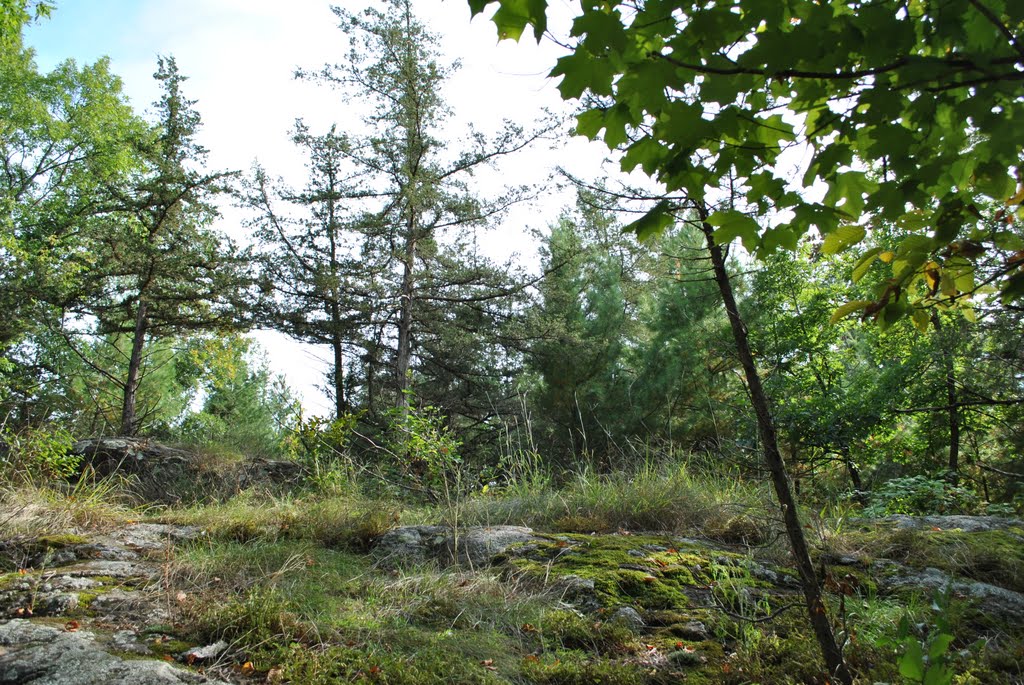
[0,620,229,685]
[877,514,1023,533]
[0,522,221,682]
[374,524,540,567]
[71,437,307,502]
[876,563,1024,621]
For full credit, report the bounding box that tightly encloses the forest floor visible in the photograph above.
[1,448,1022,684]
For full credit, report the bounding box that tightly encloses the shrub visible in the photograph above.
[863,475,980,517]
[0,424,79,481]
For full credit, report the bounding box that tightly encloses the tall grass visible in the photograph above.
[460,456,772,538]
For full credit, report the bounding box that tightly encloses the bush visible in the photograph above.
[0,424,79,481]
[863,475,980,517]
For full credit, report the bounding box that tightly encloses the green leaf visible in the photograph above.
[923,665,954,685]
[822,225,866,255]
[706,210,760,250]
[829,300,874,324]
[572,9,627,52]
[488,0,548,41]
[551,50,616,99]
[900,638,925,680]
[852,247,884,282]
[928,633,954,660]
[624,201,674,241]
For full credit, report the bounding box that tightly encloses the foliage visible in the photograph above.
[177,335,297,458]
[0,423,76,480]
[284,412,361,495]
[863,475,982,517]
[250,0,536,430]
[895,587,958,685]
[66,56,246,435]
[387,394,466,503]
[471,0,1024,324]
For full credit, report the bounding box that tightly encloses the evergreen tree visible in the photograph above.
[69,56,247,436]
[256,0,540,428]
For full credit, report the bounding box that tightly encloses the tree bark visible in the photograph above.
[698,211,852,685]
[395,226,417,418]
[120,298,148,436]
[931,312,960,476]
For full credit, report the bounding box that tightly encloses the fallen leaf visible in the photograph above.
[521,623,537,633]
[240,661,255,675]
[162,655,174,662]
[17,569,27,575]
[64,620,80,632]
[675,641,684,648]
[524,655,540,663]
[175,591,188,603]
[267,667,284,684]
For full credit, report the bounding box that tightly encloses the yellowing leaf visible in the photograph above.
[830,300,874,324]
[1008,185,1024,206]
[912,309,930,332]
[879,251,895,263]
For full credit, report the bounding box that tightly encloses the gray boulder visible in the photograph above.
[877,515,1022,533]
[0,620,229,684]
[375,525,539,567]
[877,564,1024,621]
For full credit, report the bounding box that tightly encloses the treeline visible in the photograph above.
[1,0,1021,512]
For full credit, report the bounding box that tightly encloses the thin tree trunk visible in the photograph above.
[697,210,852,685]
[120,299,148,436]
[395,227,417,418]
[931,312,960,476]
[331,328,346,419]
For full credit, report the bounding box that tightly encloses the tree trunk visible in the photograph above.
[931,312,960,476]
[331,327,346,419]
[120,298,148,436]
[698,211,852,685]
[395,227,417,418]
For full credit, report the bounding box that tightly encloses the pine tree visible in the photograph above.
[71,56,246,436]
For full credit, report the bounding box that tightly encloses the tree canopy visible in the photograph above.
[470,0,1024,323]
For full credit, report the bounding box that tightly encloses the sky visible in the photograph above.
[24,0,619,415]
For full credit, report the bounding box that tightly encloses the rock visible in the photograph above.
[551,575,600,612]
[877,564,1024,621]
[456,526,538,567]
[108,524,204,551]
[670,620,709,641]
[609,606,645,631]
[179,640,227,663]
[71,438,308,502]
[877,515,1022,533]
[0,619,229,684]
[374,525,539,567]
[59,560,158,580]
[91,589,167,625]
[31,592,78,616]
[112,629,152,655]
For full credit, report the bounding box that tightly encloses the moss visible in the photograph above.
[851,525,1024,593]
[542,609,636,655]
[148,637,195,658]
[36,533,89,547]
[522,652,647,685]
[509,534,758,614]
